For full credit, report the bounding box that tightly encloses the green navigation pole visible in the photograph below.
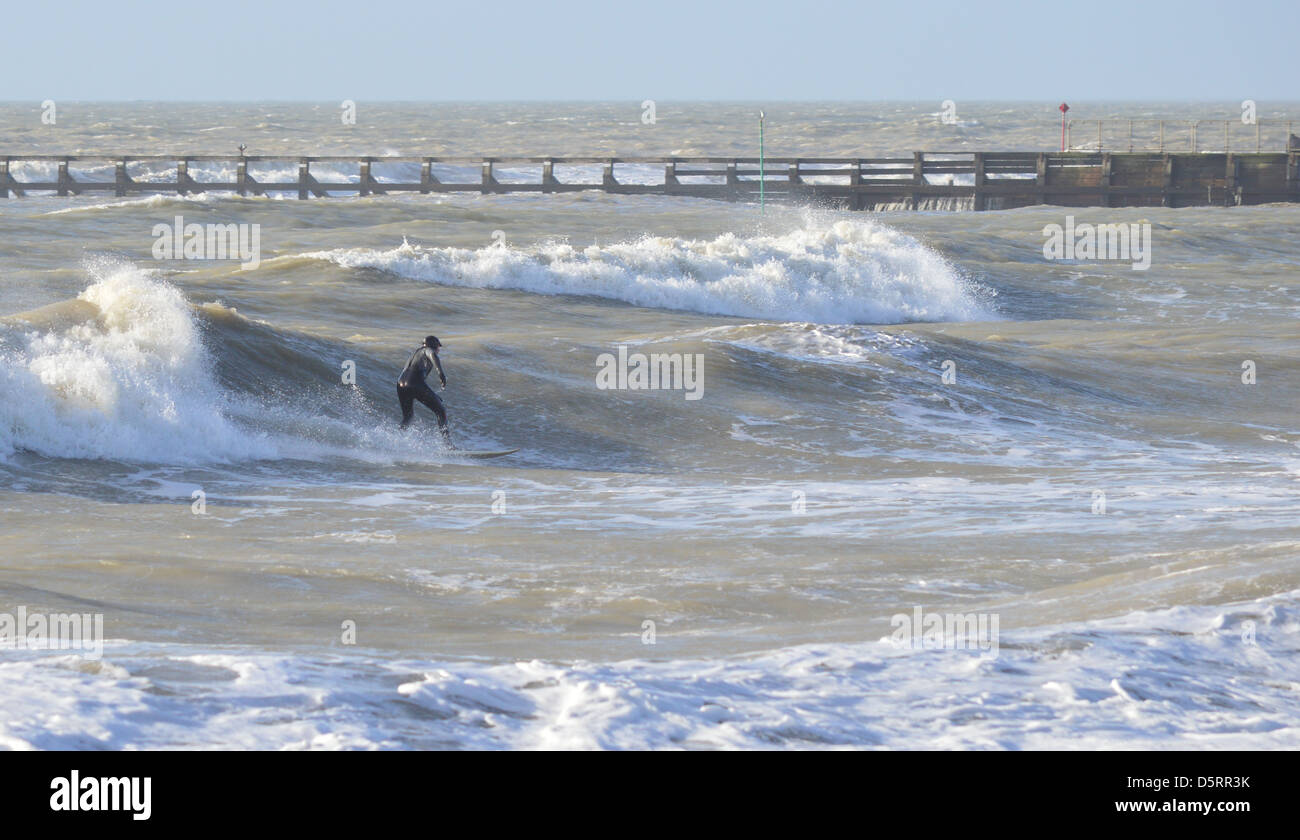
[759,109,766,213]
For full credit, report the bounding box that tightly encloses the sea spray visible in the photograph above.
[0,262,274,462]
[300,218,992,325]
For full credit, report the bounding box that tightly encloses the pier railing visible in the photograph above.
[1066,119,1297,153]
[3,152,1297,210]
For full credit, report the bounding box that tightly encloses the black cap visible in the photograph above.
[424,335,441,349]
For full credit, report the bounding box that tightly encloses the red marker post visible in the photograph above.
[1059,102,1070,151]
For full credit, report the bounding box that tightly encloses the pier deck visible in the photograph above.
[3,152,1297,209]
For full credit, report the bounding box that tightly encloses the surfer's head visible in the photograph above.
[424,335,442,350]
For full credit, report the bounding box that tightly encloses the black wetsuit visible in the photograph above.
[397,345,450,441]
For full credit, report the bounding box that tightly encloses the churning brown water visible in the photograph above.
[1,102,1297,749]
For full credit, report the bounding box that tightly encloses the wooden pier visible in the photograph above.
[2,152,1298,210]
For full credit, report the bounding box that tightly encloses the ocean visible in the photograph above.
[1,101,1297,749]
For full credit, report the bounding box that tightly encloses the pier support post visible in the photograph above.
[663,160,678,193]
[1099,153,1112,207]
[481,160,496,193]
[972,152,986,211]
[420,158,440,194]
[787,161,800,185]
[1225,154,1239,206]
[237,159,248,196]
[602,159,617,188]
[0,160,8,198]
[360,161,372,196]
[115,161,129,196]
[542,159,557,192]
[2,160,22,198]
[1161,154,1174,207]
[848,159,861,210]
[57,159,71,196]
[911,152,924,209]
[291,159,328,199]
[1288,151,1298,200]
[1036,153,1047,204]
[725,161,737,188]
[176,159,190,196]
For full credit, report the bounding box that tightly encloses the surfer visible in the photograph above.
[397,335,451,444]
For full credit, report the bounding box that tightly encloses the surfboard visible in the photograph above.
[451,448,519,459]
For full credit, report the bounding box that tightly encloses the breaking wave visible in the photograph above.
[301,218,993,325]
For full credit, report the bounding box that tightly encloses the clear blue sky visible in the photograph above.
[5,0,1297,100]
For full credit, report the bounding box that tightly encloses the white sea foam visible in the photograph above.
[0,592,1295,750]
[300,218,992,325]
[0,262,275,462]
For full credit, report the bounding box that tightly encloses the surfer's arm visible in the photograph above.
[433,352,446,388]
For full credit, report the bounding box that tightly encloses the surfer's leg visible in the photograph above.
[413,383,452,443]
[397,384,415,428]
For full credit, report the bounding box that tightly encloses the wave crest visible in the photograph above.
[302,218,992,325]
[0,261,275,462]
